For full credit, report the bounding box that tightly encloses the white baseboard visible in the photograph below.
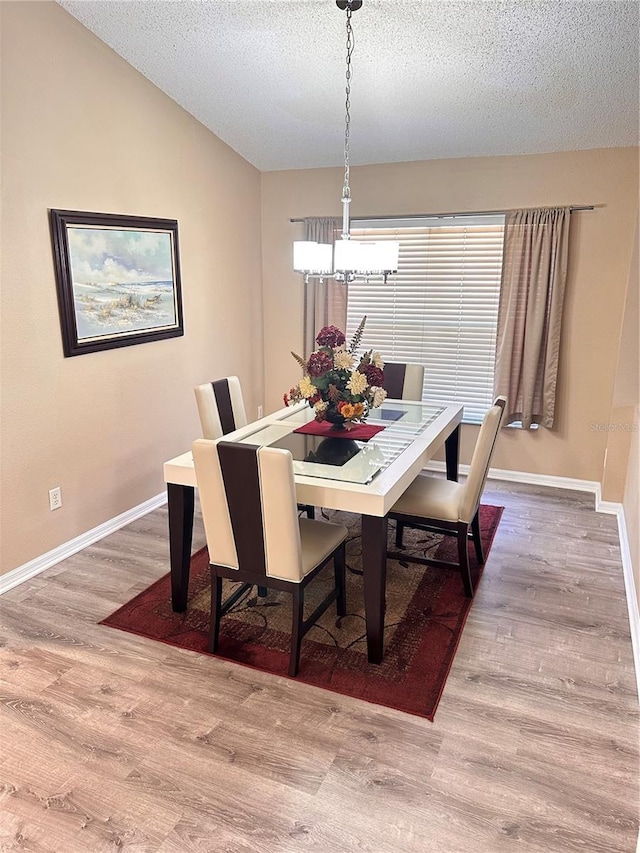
[0,492,167,596]
[594,498,623,515]
[616,506,640,704]
[426,460,603,502]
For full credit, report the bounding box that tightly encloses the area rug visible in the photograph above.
[101,505,503,720]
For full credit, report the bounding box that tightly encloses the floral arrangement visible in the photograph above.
[284,317,387,429]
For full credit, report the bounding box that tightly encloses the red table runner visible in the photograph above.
[293,420,385,441]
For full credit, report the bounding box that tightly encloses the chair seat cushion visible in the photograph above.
[299,519,348,577]
[391,475,465,522]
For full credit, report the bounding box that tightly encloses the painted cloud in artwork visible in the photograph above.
[68,227,173,285]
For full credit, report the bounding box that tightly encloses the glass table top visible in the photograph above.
[235,400,446,485]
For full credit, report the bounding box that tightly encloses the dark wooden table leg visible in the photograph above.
[168,483,194,612]
[445,424,460,481]
[361,514,388,664]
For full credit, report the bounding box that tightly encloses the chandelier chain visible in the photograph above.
[343,3,354,202]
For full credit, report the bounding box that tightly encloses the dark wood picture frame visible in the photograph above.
[49,209,184,357]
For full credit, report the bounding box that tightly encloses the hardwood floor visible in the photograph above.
[0,481,637,852]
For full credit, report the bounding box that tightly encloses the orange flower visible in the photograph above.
[339,402,355,418]
[353,402,365,417]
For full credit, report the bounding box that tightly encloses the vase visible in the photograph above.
[324,405,347,429]
[315,437,359,466]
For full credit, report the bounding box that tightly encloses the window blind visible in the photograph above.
[346,216,505,424]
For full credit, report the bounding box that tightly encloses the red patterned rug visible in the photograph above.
[101,505,503,720]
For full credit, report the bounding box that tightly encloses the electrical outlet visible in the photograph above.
[257,405,264,418]
[49,487,62,511]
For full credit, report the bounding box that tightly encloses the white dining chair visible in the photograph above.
[194,376,247,439]
[192,438,348,676]
[195,376,315,520]
[388,396,507,597]
[382,362,425,401]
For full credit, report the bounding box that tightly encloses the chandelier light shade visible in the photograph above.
[293,0,399,284]
[293,241,333,275]
[333,239,399,275]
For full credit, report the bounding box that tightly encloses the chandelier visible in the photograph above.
[293,0,399,284]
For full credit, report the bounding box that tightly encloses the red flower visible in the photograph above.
[361,364,384,387]
[316,325,346,348]
[283,387,300,406]
[307,351,333,377]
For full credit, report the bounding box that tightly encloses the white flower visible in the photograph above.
[334,350,355,370]
[299,375,316,399]
[372,387,388,408]
[314,400,328,413]
[346,371,368,395]
[372,351,385,368]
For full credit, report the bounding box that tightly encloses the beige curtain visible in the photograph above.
[303,217,345,356]
[494,207,571,429]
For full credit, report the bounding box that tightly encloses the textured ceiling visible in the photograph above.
[57,0,639,172]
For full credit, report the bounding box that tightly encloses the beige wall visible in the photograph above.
[614,218,639,602]
[262,148,638,483]
[0,2,263,574]
[624,407,640,603]
[2,2,637,584]
[612,214,639,412]
[602,213,639,504]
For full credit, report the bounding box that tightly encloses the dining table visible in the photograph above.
[163,398,463,664]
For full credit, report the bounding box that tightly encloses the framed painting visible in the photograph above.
[49,209,184,356]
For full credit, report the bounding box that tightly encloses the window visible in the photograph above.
[346,215,505,424]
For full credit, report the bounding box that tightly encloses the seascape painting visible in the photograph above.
[50,211,183,356]
[68,227,177,339]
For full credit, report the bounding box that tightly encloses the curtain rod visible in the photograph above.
[289,205,594,223]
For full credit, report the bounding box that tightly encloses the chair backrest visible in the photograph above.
[459,396,508,523]
[192,438,304,582]
[194,376,247,439]
[383,362,425,402]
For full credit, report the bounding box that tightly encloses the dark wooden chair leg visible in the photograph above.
[334,543,347,617]
[257,586,267,597]
[209,572,222,652]
[168,483,195,612]
[395,520,405,548]
[457,524,474,598]
[289,586,305,677]
[471,511,484,565]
